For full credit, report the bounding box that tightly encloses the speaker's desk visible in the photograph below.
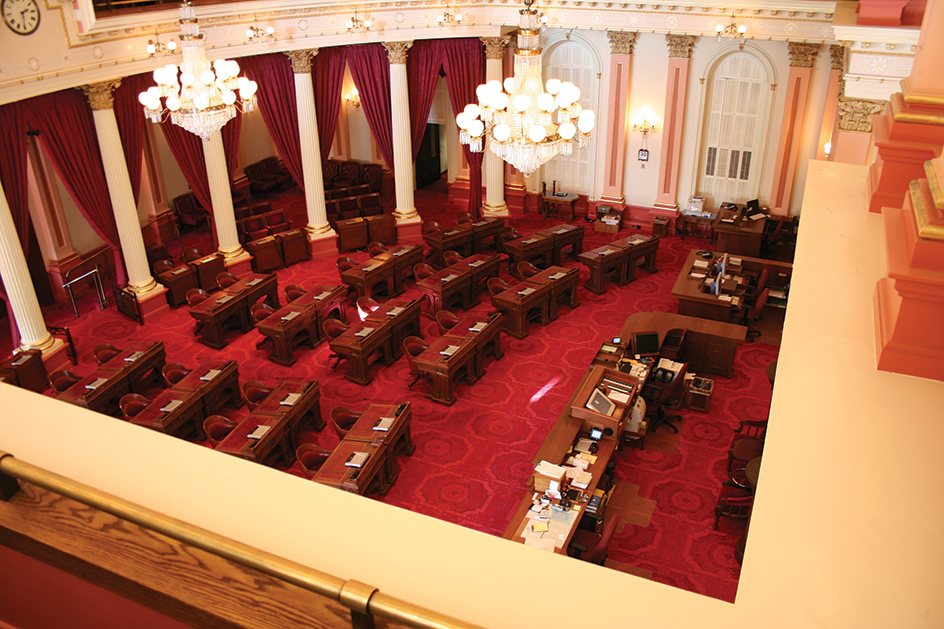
[713,209,765,257]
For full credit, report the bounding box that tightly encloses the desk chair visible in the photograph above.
[296,443,332,476]
[93,343,122,366]
[322,318,350,370]
[162,362,191,387]
[50,369,82,393]
[403,336,432,390]
[413,263,436,281]
[216,272,239,290]
[497,227,520,254]
[356,296,381,320]
[421,221,443,237]
[368,241,388,257]
[516,261,541,279]
[456,212,474,226]
[761,216,785,258]
[567,515,620,565]
[119,393,151,420]
[435,310,460,336]
[659,328,687,361]
[728,419,766,474]
[284,284,305,302]
[153,259,175,275]
[336,256,357,273]
[203,415,236,446]
[242,380,274,411]
[184,248,206,263]
[641,362,688,433]
[330,405,363,440]
[737,288,769,342]
[714,486,754,531]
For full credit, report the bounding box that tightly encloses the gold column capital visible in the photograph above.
[284,49,318,74]
[607,31,638,55]
[788,42,820,68]
[837,98,884,133]
[666,34,696,59]
[79,80,122,110]
[383,41,413,64]
[829,44,846,71]
[481,36,512,59]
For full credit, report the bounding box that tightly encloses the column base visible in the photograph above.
[135,283,169,322]
[395,214,423,241]
[37,338,71,375]
[483,201,509,217]
[307,228,338,258]
[222,250,254,276]
[504,185,528,215]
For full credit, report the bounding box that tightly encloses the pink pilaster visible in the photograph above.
[595,32,637,220]
[769,43,820,216]
[816,46,845,161]
[652,35,695,232]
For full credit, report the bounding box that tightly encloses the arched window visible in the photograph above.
[697,52,771,206]
[542,38,599,196]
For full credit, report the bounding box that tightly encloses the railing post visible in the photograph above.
[340,580,378,629]
[0,452,21,500]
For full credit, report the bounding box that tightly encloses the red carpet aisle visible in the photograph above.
[2,181,777,603]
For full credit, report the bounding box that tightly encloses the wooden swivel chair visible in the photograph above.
[184,248,206,263]
[497,227,520,254]
[421,221,444,236]
[330,405,363,440]
[203,415,236,446]
[487,277,510,309]
[435,310,460,335]
[216,272,239,290]
[242,380,274,410]
[367,241,388,257]
[516,261,541,279]
[714,486,754,530]
[93,343,122,366]
[161,362,191,387]
[413,263,436,281]
[296,443,332,476]
[119,393,151,420]
[567,515,620,565]
[186,288,210,307]
[153,259,175,275]
[455,212,474,225]
[50,369,82,393]
[641,362,688,433]
[402,336,431,390]
[251,303,275,323]
[322,318,350,370]
[443,249,463,266]
[284,284,306,302]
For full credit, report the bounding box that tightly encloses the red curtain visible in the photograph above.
[0,100,31,253]
[241,53,304,190]
[345,44,395,174]
[114,72,153,203]
[407,40,443,161]
[441,38,486,219]
[25,89,125,284]
[314,47,346,166]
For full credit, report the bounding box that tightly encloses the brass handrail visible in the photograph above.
[0,451,484,629]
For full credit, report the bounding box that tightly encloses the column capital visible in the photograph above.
[284,49,318,74]
[829,44,846,71]
[481,36,512,59]
[607,31,638,55]
[838,99,885,133]
[666,34,696,59]
[788,42,820,68]
[79,80,122,110]
[383,41,413,64]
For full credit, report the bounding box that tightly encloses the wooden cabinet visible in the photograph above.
[336,218,368,252]
[366,214,397,245]
[683,332,738,378]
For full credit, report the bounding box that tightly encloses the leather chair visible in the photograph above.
[153,259,175,275]
[367,241,388,257]
[330,405,363,440]
[727,419,767,474]
[567,515,620,565]
[264,209,291,235]
[93,343,122,366]
[251,302,275,323]
[296,443,332,475]
[487,277,510,308]
[402,336,432,390]
[243,162,280,194]
[203,415,237,446]
[738,288,769,342]
[498,227,520,253]
[761,215,786,258]
[360,194,383,216]
[260,156,292,186]
[216,272,239,290]
[336,257,357,273]
[714,486,754,530]
[356,163,382,193]
[284,284,306,302]
[356,296,381,320]
[421,221,444,237]
[443,250,463,266]
[239,216,269,243]
[184,248,206,263]
[172,193,209,229]
[413,263,436,281]
[50,369,82,393]
[641,362,688,433]
[119,393,151,420]
[339,161,362,189]
[456,212,474,225]
[161,362,191,387]
[659,328,687,361]
[242,380,274,410]
[338,196,361,220]
[435,309,460,335]
[322,318,350,370]
[516,261,541,279]
[186,288,209,307]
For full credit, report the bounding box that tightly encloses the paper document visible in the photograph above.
[85,378,107,390]
[281,311,300,321]
[215,295,233,304]
[373,417,394,432]
[171,267,187,275]
[468,260,484,267]
[549,272,566,280]
[386,307,404,316]
[280,393,301,406]
[200,369,221,381]
[440,345,460,357]
[314,291,331,300]
[160,399,183,413]
[517,287,535,296]
[354,327,375,338]
[247,425,271,440]
[124,351,144,362]
[246,278,261,286]
[657,358,684,372]
[345,451,370,467]
[469,322,487,332]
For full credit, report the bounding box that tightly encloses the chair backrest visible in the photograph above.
[435,310,460,335]
[413,263,435,281]
[184,248,205,262]
[244,162,273,182]
[499,227,520,243]
[768,216,785,244]
[643,363,688,406]
[422,221,443,236]
[50,369,81,393]
[264,209,288,227]
[516,261,540,278]
[296,443,332,474]
[487,277,509,296]
[284,284,306,302]
[242,380,273,409]
[755,268,769,296]
[402,336,429,374]
[203,415,235,446]
[322,318,349,340]
[339,161,362,182]
[748,288,769,322]
[456,212,473,225]
[216,272,239,289]
[367,241,388,257]
[336,257,357,272]
[162,362,191,387]
[93,343,121,365]
[173,193,202,215]
[119,393,151,420]
[356,297,380,319]
[586,516,620,565]
[323,159,341,179]
[251,303,275,323]
[659,328,687,360]
[186,288,209,307]
[153,259,175,274]
[443,250,463,266]
[736,419,768,440]
[330,405,362,440]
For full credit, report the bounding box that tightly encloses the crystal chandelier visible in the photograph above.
[456,0,594,175]
[138,1,258,142]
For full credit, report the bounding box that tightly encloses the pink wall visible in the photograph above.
[832,131,872,165]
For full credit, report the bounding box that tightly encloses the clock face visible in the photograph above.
[2,0,40,35]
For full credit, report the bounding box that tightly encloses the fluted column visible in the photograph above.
[203,132,247,266]
[384,41,420,223]
[81,81,161,299]
[0,180,54,352]
[769,43,820,215]
[596,31,636,219]
[285,50,335,246]
[481,37,511,216]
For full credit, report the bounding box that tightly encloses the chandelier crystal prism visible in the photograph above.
[138,1,257,141]
[457,0,594,175]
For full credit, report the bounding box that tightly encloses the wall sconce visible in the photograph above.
[345,88,361,109]
[436,6,464,26]
[246,25,275,41]
[346,10,372,32]
[146,33,177,57]
[824,141,832,156]
[633,119,656,137]
[633,117,656,167]
[715,13,748,50]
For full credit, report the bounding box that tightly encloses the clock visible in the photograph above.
[2,0,40,35]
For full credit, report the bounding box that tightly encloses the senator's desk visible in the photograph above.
[491,280,552,339]
[188,290,252,350]
[227,272,280,309]
[372,243,424,291]
[0,350,48,392]
[524,266,580,321]
[542,191,579,222]
[443,311,505,379]
[313,440,392,496]
[216,411,295,466]
[614,234,660,281]
[327,319,395,386]
[57,369,130,416]
[255,303,319,366]
[470,216,505,253]
[172,360,242,417]
[252,379,324,436]
[344,402,415,462]
[276,228,310,266]
[187,253,227,291]
[424,225,474,268]
[536,224,585,265]
[577,243,632,294]
[129,387,206,439]
[364,296,423,360]
[97,340,166,393]
[713,210,766,257]
[453,253,502,302]
[339,256,398,300]
[619,311,746,378]
[154,263,198,308]
[246,236,283,273]
[503,232,554,271]
[290,284,349,339]
[413,336,478,406]
[335,217,369,253]
[415,266,474,315]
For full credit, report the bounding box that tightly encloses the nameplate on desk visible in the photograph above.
[522,238,538,245]
[600,249,615,256]
[11,355,30,366]
[373,417,394,432]
[474,221,488,227]
[281,311,300,321]
[362,264,380,272]
[124,351,144,362]
[354,327,375,338]
[246,278,262,286]
[469,322,487,333]
[160,399,183,413]
[548,272,566,280]
[247,424,271,440]
[553,229,568,235]
[85,378,108,390]
[215,295,233,304]
[518,287,536,296]
[441,274,458,283]
[280,393,301,406]
[440,345,460,357]
[199,256,215,264]
[200,369,221,381]
[345,451,370,468]
[392,250,406,256]
[468,260,484,267]
[314,291,331,300]
[444,230,460,236]
[171,267,187,275]
[386,307,404,316]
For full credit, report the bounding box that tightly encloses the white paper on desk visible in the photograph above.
[689,272,706,279]
[246,278,261,286]
[469,322,487,332]
[282,311,300,320]
[693,259,710,269]
[729,257,743,266]
[171,267,187,275]
[354,327,375,338]
[524,537,557,552]
[200,369,221,381]
[657,358,684,372]
[386,307,404,316]
[160,399,183,413]
[314,291,331,300]
[718,294,732,302]
[468,260,484,267]
[392,250,405,256]
[749,213,766,220]
[363,264,379,272]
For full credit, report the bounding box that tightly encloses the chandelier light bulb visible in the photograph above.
[166,96,181,111]
[467,119,485,138]
[200,70,215,85]
[537,93,555,111]
[512,94,531,112]
[456,13,463,21]
[345,20,354,29]
[493,124,512,142]
[222,90,237,105]
[180,72,195,87]
[493,92,510,110]
[528,125,546,142]
[738,24,747,34]
[456,112,470,129]
[193,94,210,110]
[146,43,157,55]
[167,40,177,51]
[716,23,724,33]
[246,27,255,38]
[503,77,515,93]
[240,80,257,99]
[464,104,481,119]
[364,20,372,28]
[558,121,576,140]
[545,78,562,95]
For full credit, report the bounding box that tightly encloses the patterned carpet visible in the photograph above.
[4,179,778,603]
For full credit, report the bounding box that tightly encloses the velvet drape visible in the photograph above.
[0,101,31,253]
[314,47,346,166]
[114,73,153,203]
[407,40,443,161]
[345,44,395,174]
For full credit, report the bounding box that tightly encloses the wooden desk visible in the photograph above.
[613,234,660,282]
[619,311,746,378]
[524,266,580,321]
[129,388,205,439]
[252,379,324,436]
[216,412,295,466]
[188,290,251,350]
[678,210,717,240]
[0,350,48,392]
[339,256,398,300]
[344,402,415,462]
[255,303,318,366]
[327,319,395,386]
[246,236,283,273]
[154,263,198,308]
[453,253,502,304]
[577,242,632,294]
[542,192,579,222]
[443,311,504,379]
[470,216,505,253]
[97,341,166,393]
[365,296,423,360]
[187,253,227,291]
[503,233,554,271]
[373,244,424,293]
[227,272,280,309]
[415,266,474,315]
[536,224,585,265]
[413,336,478,406]
[290,284,349,339]
[424,225,474,268]
[335,217,369,253]
[172,360,243,416]
[714,210,766,257]
[491,280,552,339]
[365,214,397,246]
[58,369,130,415]
[672,249,749,322]
[313,440,391,496]
[275,229,310,266]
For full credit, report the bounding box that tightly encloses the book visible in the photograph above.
[344,451,370,468]
[85,378,107,390]
[246,278,261,286]
[517,287,535,296]
[600,344,618,353]
[123,351,144,362]
[571,471,592,489]
[280,393,301,406]
[440,345,460,357]
[468,260,484,267]
[281,311,300,321]
[314,291,331,300]
[373,417,394,432]
[160,399,183,413]
[531,522,549,532]
[215,295,233,304]
[441,274,457,282]
[386,307,404,316]
[200,369,221,381]
[548,272,566,280]
[247,425,271,440]
[693,259,710,269]
[354,327,375,338]
[469,322,487,333]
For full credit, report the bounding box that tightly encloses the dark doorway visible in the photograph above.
[415,124,442,190]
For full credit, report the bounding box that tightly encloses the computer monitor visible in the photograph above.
[633,331,661,357]
[747,199,761,214]
[589,427,604,441]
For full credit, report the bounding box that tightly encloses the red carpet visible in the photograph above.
[5,179,777,603]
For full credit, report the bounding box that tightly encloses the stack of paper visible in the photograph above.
[571,471,592,489]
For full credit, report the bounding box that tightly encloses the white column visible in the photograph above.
[384,42,420,223]
[285,50,335,239]
[481,37,510,216]
[203,132,246,262]
[0,180,54,352]
[82,81,160,297]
